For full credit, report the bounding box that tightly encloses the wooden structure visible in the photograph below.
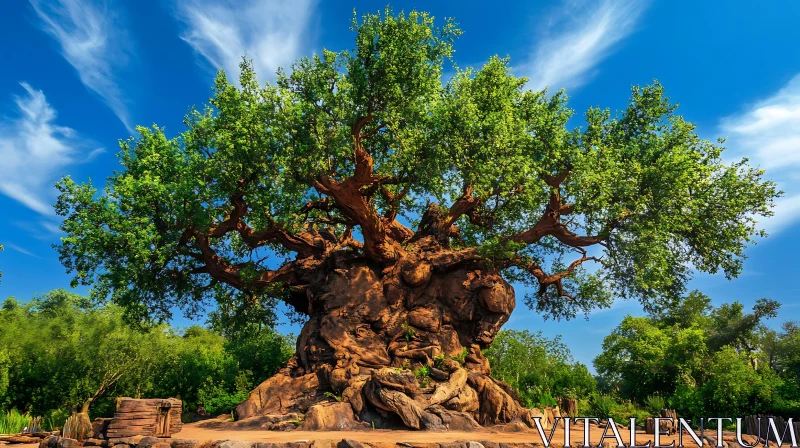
[105,398,182,439]
[558,398,578,417]
[744,415,800,444]
[645,409,677,434]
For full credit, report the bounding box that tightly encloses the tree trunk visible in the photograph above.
[236,239,540,430]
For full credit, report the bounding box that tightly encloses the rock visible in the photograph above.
[401,262,432,287]
[478,442,500,448]
[466,373,522,426]
[298,402,364,431]
[84,439,107,447]
[235,368,322,419]
[219,441,254,448]
[151,443,172,448]
[371,369,420,396]
[137,437,161,448]
[92,418,113,439]
[407,307,441,332]
[429,368,468,406]
[46,436,60,448]
[497,420,530,432]
[58,438,80,448]
[109,436,144,447]
[269,421,299,431]
[40,436,58,448]
[309,441,335,448]
[336,441,368,448]
[170,439,200,448]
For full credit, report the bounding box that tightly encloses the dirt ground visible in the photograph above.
[170,419,742,447]
[4,420,754,448]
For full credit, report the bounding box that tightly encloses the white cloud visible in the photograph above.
[0,83,94,216]
[721,75,800,234]
[175,0,316,83]
[5,243,40,258]
[521,0,649,92]
[30,0,134,133]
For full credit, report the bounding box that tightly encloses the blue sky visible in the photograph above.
[1,0,800,370]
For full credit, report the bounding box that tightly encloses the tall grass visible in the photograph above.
[0,409,32,435]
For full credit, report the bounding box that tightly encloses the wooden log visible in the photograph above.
[0,436,43,444]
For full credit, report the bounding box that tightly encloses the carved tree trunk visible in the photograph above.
[236,237,539,430]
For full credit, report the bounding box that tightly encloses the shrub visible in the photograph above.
[200,391,249,417]
[644,395,666,416]
[609,401,649,424]
[669,385,705,423]
[537,393,558,408]
[589,394,618,418]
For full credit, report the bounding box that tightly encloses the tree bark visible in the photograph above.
[236,236,540,430]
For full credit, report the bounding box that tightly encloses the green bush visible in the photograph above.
[43,409,70,431]
[200,390,249,417]
[589,394,618,418]
[644,395,666,415]
[669,385,705,423]
[537,393,558,408]
[609,401,649,424]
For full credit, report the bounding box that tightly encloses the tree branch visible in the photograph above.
[209,185,330,259]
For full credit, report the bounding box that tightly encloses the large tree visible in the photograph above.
[55,9,778,430]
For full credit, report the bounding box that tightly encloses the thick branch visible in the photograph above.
[508,171,601,248]
[309,114,407,263]
[188,230,313,292]
[210,188,330,259]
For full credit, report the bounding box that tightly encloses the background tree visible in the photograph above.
[594,291,798,420]
[484,330,595,407]
[54,8,779,429]
[0,290,293,423]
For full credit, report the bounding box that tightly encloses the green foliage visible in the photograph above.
[595,291,800,421]
[644,395,666,415]
[433,354,446,369]
[197,385,248,416]
[0,409,30,435]
[484,330,595,407]
[413,365,431,386]
[53,8,778,327]
[324,392,343,402]
[609,401,649,424]
[452,347,468,366]
[401,322,417,342]
[0,290,293,422]
[589,394,618,418]
[536,393,557,408]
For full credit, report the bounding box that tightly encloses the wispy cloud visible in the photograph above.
[522,0,649,92]
[5,243,40,258]
[30,0,134,132]
[721,75,800,234]
[174,0,316,83]
[0,83,97,216]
